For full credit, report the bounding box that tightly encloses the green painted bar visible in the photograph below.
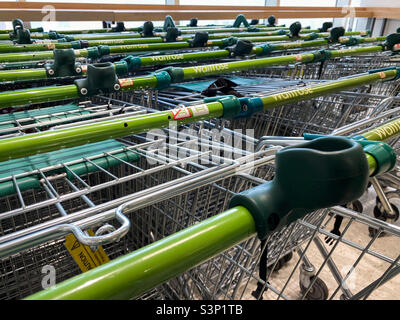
[0,68,48,82]
[108,41,190,54]
[0,48,89,62]
[329,46,383,58]
[339,36,387,45]
[0,38,167,53]
[70,33,143,40]
[86,37,165,46]
[25,206,256,300]
[0,101,223,161]
[362,117,400,142]
[181,53,316,79]
[0,51,55,62]
[0,85,79,109]
[269,39,328,50]
[139,49,229,67]
[259,70,398,110]
[0,42,72,53]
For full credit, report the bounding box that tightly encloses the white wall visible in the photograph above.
[352,0,399,35]
[385,19,400,34]
[356,0,399,7]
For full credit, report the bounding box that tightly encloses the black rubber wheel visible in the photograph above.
[282,251,293,263]
[368,215,387,238]
[268,252,293,273]
[299,276,329,300]
[342,200,363,213]
[375,192,400,222]
[373,203,399,222]
[268,257,284,272]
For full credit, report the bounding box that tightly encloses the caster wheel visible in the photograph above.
[299,276,329,300]
[368,215,386,238]
[368,226,386,238]
[346,200,363,213]
[282,251,293,263]
[375,192,400,222]
[268,257,284,272]
[268,252,293,273]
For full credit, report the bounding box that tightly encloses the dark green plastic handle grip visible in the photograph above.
[229,137,369,239]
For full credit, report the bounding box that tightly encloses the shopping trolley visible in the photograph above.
[18,112,400,300]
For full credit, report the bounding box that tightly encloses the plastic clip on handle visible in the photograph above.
[230,137,369,239]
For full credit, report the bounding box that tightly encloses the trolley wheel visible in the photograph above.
[299,276,329,300]
[368,215,387,238]
[347,200,363,213]
[375,192,400,222]
[268,257,284,272]
[268,252,293,273]
[282,251,293,263]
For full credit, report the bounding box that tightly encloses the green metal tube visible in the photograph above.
[0,42,72,53]
[107,42,190,54]
[0,34,11,41]
[139,49,230,67]
[70,33,143,41]
[0,85,79,109]
[86,37,165,46]
[362,117,400,142]
[0,37,167,53]
[329,45,383,58]
[259,70,398,111]
[181,54,315,79]
[0,68,48,82]
[265,39,328,51]
[0,49,88,63]
[0,101,223,161]
[0,51,56,63]
[25,206,256,300]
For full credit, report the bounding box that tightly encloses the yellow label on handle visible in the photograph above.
[65,229,110,273]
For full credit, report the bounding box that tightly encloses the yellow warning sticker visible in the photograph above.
[65,229,110,273]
